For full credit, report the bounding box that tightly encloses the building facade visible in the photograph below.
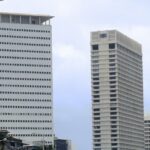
[145,116,150,150]
[0,12,53,145]
[91,30,144,150]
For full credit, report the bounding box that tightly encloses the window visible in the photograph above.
[94,113,100,116]
[111,130,117,133]
[111,134,117,137]
[111,112,117,115]
[93,108,100,111]
[110,77,116,80]
[93,90,99,93]
[110,81,116,84]
[109,55,115,58]
[110,94,116,97]
[111,125,117,128]
[110,90,116,93]
[110,99,117,102]
[111,108,117,111]
[94,144,101,147]
[111,143,118,146]
[93,95,100,98]
[21,16,30,24]
[100,33,107,38]
[111,116,117,119]
[110,72,116,75]
[1,15,10,23]
[94,130,100,133]
[92,45,99,50]
[94,117,100,120]
[93,78,99,80]
[109,59,115,62]
[92,73,99,76]
[93,86,99,89]
[110,85,116,88]
[31,17,39,25]
[93,82,99,85]
[11,16,20,23]
[109,64,115,67]
[109,43,115,49]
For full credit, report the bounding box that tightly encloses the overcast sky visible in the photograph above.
[0,0,150,150]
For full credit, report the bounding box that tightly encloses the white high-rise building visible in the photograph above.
[91,30,144,150]
[0,12,53,145]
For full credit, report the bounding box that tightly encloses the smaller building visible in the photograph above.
[0,130,24,150]
[145,116,150,150]
[0,130,53,150]
[54,138,71,150]
[19,145,53,150]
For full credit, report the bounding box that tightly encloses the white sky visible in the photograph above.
[0,0,150,150]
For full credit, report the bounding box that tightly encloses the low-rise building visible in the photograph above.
[54,138,71,150]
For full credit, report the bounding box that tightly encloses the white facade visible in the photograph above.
[0,13,53,145]
[145,116,150,150]
[91,30,144,150]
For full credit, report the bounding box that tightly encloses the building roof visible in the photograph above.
[0,12,54,20]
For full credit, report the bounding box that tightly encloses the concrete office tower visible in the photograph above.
[91,30,144,150]
[0,12,53,145]
[144,116,150,150]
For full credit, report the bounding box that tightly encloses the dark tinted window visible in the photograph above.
[109,43,115,49]
[92,45,99,50]
[100,33,107,38]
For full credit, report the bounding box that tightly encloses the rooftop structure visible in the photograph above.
[0,12,53,25]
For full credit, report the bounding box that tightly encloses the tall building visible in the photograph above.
[144,116,150,150]
[0,12,53,145]
[91,30,144,150]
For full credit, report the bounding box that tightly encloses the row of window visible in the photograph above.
[93,98,117,103]
[0,56,50,60]
[117,49,141,64]
[0,35,50,40]
[0,105,51,109]
[117,44,142,59]
[11,134,52,137]
[0,27,50,33]
[0,127,51,130]
[0,70,51,74]
[0,84,51,88]
[92,43,116,51]
[0,127,52,130]
[0,42,50,47]
[0,91,51,95]
[92,43,142,61]
[0,120,51,123]
[0,77,51,81]
[0,49,51,54]
[118,54,142,70]
[0,98,51,102]
[0,113,51,116]
[145,121,150,123]
[0,63,50,67]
